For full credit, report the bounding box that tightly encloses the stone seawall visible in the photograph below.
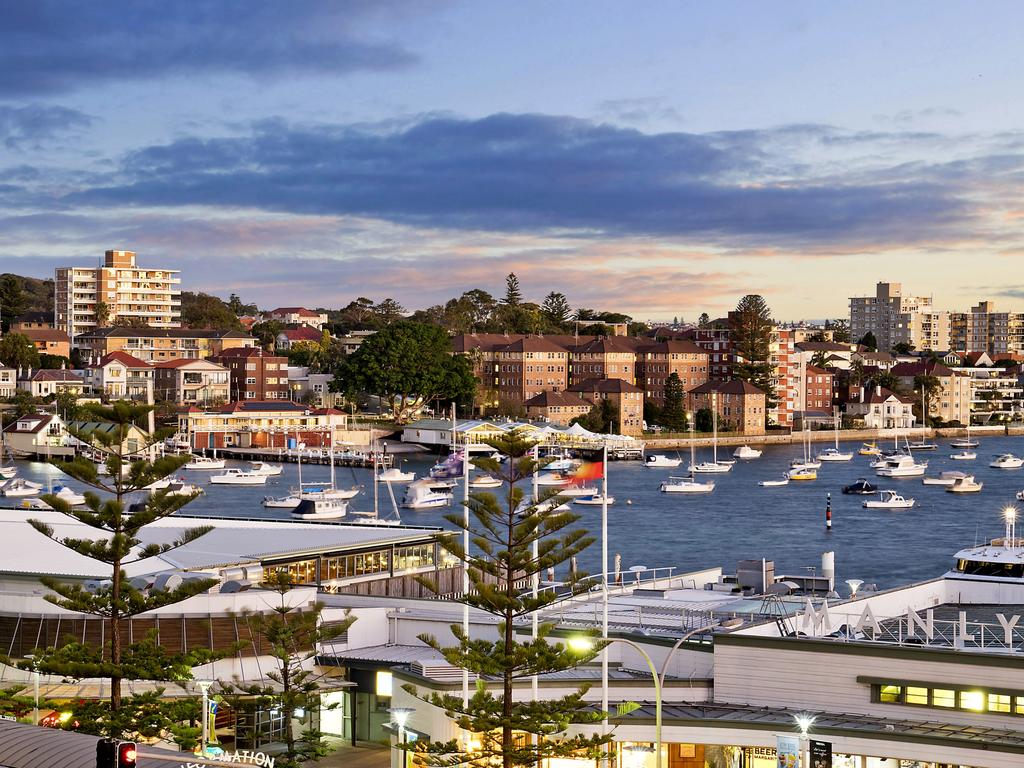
[644,425,1015,449]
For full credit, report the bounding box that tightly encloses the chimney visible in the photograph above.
[875,385,882,397]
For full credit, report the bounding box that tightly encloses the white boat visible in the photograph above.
[863,490,915,509]
[263,494,301,509]
[574,494,615,506]
[263,484,360,509]
[469,474,502,489]
[990,454,1024,469]
[758,476,790,487]
[154,480,203,497]
[515,496,572,515]
[660,475,715,493]
[947,476,983,493]
[644,454,681,469]
[875,454,927,478]
[922,471,970,487]
[693,397,732,472]
[950,450,976,461]
[209,468,269,485]
[555,485,598,498]
[907,440,937,451]
[0,466,16,480]
[401,479,451,509]
[544,457,580,472]
[290,497,348,521]
[536,471,575,486]
[816,448,852,462]
[689,461,732,474]
[790,458,822,470]
[817,408,853,461]
[183,455,227,471]
[950,422,978,449]
[1017,490,1024,501]
[733,445,762,460]
[50,485,86,506]
[0,478,41,497]
[377,467,416,483]
[248,461,283,476]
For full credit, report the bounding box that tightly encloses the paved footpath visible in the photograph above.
[317,742,389,768]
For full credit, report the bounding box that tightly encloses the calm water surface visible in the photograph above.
[15,436,1024,590]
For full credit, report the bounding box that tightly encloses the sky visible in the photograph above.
[2,1,1024,322]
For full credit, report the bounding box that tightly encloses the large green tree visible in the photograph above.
[661,372,689,432]
[0,274,26,332]
[730,294,776,405]
[541,291,572,329]
[409,429,612,768]
[25,402,218,729]
[332,320,475,422]
[502,273,523,306]
[180,291,243,330]
[222,573,353,768]
[913,373,941,425]
[0,332,40,369]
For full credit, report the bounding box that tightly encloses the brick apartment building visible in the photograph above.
[638,339,709,406]
[210,346,290,401]
[567,378,645,436]
[804,365,835,413]
[688,380,767,435]
[570,336,640,386]
[75,327,257,365]
[524,390,593,425]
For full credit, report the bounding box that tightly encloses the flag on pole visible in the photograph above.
[570,461,604,484]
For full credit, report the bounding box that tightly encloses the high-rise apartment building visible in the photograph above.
[949,301,1024,356]
[55,250,181,339]
[849,282,949,352]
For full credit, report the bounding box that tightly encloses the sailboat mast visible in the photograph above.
[329,423,336,490]
[712,392,718,463]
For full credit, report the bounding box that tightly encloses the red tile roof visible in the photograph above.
[280,326,324,342]
[153,358,223,369]
[524,391,592,408]
[97,351,151,368]
[270,307,322,317]
[28,369,82,382]
[22,329,71,343]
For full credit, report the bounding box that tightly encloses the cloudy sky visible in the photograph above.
[2,1,1024,321]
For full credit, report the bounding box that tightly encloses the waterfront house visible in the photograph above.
[524,390,593,426]
[17,368,84,397]
[153,358,230,405]
[687,380,767,435]
[846,385,916,429]
[567,378,645,436]
[82,350,154,402]
[178,400,348,450]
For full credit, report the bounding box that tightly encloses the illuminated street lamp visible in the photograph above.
[24,654,39,726]
[390,707,416,768]
[1004,506,1018,548]
[794,713,816,768]
[196,680,213,757]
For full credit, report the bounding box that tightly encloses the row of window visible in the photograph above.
[271,544,440,585]
[876,682,1024,716]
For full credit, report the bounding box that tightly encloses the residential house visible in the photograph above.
[265,307,329,329]
[287,366,337,407]
[82,351,154,403]
[687,380,767,436]
[567,378,645,436]
[210,347,290,401]
[74,327,257,365]
[890,360,972,425]
[0,365,15,397]
[795,341,859,370]
[637,339,709,406]
[21,329,71,360]
[153,359,230,405]
[337,330,376,355]
[67,420,150,457]
[178,401,348,450]
[10,312,53,332]
[17,368,84,398]
[275,325,324,351]
[846,386,916,429]
[2,413,73,457]
[524,390,594,426]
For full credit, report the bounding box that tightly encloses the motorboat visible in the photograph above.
[863,490,915,509]
[264,494,301,509]
[922,471,970,487]
[950,450,976,461]
[947,476,983,493]
[660,475,715,493]
[644,454,682,469]
[858,442,881,456]
[290,497,348,521]
[377,467,416,483]
[515,496,572,515]
[209,468,269,485]
[469,474,502,489]
[758,476,790,487]
[788,466,817,481]
[1017,489,1024,501]
[733,445,762,460]
[574,494,615,506]
[248,461,283,476]
[536,472,575,486]
[0,466,16,480]
[183,455,227,471]
[842,478,878,495]
[875,454,927,478]
[0,478,41,497]
[555,485,598,498]
[49,485,86,506]
[544,457,580,472]
[147,476,204,497]
[816,447,853,462]
[429,451,464,480]
[401,479,452,509]
[990,454,1024,469]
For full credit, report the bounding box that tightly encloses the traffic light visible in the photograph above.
[95,738,136,768]
[117,741,137,768]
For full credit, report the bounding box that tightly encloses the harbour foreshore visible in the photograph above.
[643,424,1021,449]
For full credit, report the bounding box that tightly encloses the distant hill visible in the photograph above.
[1,273,53,318]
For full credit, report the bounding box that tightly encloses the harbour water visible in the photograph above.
[11,436,1024,590]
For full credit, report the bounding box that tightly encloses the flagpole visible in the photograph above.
[601,441,609,754]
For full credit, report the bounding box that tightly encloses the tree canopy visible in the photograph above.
[180,291,243,330]
[332,320,475,422]
[730,294,776,407]
[0,332,40,369]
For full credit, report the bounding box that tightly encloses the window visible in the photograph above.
[989,693,1012,713]
[932,689,955,708]
[905,687,928,705]
[879,684,902,703]
[961,690,985,711]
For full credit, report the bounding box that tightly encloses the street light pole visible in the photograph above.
[389,707,415,768]
[196,680,212,757]
[25,654,38,726]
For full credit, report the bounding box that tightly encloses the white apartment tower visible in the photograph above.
[949,300,1024,355]
[55,250,181,339]
[849,282,950,352]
